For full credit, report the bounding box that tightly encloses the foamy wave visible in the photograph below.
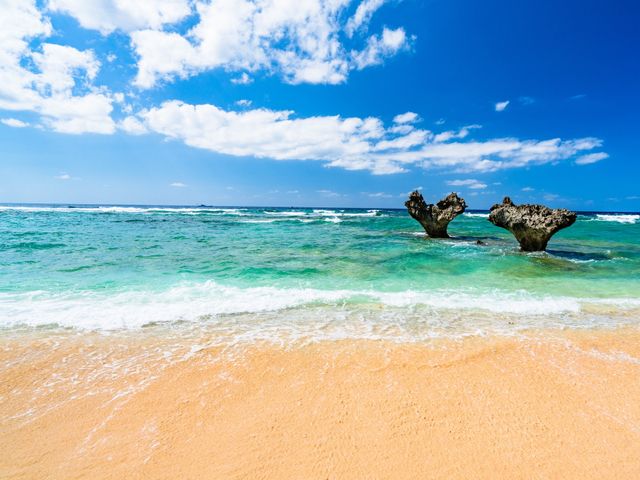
[262,209,382,220]
[336,210,381,217]
[0,205,249,215]
[239,219,278,224]
[264,211,307,217]
[0,205,387,221]
[1,282,638,331]
[591,214,639,224]
[464,213,489,218]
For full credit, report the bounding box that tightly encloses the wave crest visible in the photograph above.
[1,282,638,331]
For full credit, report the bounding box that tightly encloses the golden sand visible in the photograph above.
[2,329,640,479]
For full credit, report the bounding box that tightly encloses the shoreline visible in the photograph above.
[2,327,640,479]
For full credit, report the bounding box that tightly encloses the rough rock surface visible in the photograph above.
[405,191,467,238]
[488,197,577,251]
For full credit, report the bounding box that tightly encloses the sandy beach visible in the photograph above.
[2,327,640,479]
[2,0,638,477]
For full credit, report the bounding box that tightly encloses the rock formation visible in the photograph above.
[405,191,467,238]
[488,197,577,251]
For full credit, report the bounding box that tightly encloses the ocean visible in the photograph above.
[1,204,639,341]
[3,204,640,478]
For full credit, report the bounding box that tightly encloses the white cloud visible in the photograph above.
[0,1,115,134]
[521,186,535,192]
[345,0,386,36]
[365,191,392,198]
[170,182,187,187]
[119,116,147,135]
[132,100,604,175]
[575,152,608,165]
[47,0,192,34]
[317,189,342,197]
[1,118,29,127]
[55,173,71,180]
[495,100,509,112]
[231,73,253,85]
[446,179,487,190]
[0,2,608,178]
[393,112,418,124]
[130,0,411,88]
[235,99,252,107]
[351,27,409,70]
[433,124,480,143]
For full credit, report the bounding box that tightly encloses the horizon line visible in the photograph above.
[0,202,638,215]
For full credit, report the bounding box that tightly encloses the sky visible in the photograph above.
[0,0,638,210]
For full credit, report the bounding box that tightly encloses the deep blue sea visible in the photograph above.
[1,204,638,341]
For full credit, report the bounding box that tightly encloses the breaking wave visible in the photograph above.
[591,214,639,224]
[1,281,638,332]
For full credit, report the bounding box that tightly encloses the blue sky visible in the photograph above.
[0,0,638,210]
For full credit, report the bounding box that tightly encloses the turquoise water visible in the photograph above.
[1,205,639,337]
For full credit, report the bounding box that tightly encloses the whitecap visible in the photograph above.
[264,210,307,217]
[0,205,249,215]
[2,283,638,332]
[592,214,639,224]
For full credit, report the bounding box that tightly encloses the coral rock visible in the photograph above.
[489,197,577,251]
[405,191,467,238]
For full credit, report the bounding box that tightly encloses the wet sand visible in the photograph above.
[2,328,640,479]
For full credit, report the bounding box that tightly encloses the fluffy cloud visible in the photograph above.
[131,0,411,88]
[345,0,386,35]
[47,0,192,34]
[170,182,187,187]
[119,116,147,135]
[393,112,419,124]
[0,0,609,177]
[351,27,409,70]
[132,100,605,175]
[495,100,509,112]
[446,179,487,190]
[0,0,115,134]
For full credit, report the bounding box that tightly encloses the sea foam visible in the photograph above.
[1,282,638,332]
[0,205,250,215]
[592,214,639,224]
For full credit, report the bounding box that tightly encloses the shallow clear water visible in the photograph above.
[0,204,638,337]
